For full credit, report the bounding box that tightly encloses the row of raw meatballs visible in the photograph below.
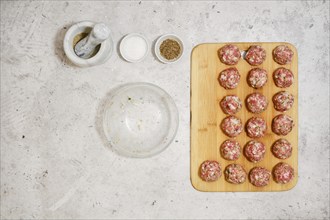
[221,114,294,137]
[218,44,294,66]
[200,160,294,187]
[221,92,294,114]
[221,139,292,162]
[218,67,294,90]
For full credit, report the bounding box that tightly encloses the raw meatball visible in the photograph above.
[245,45,266,66]
[220,140,241,161]
[218,44,241,65]
[246,117,267,138]
[272,114,294,136]
[273,45,294,65]
[246,93,268,113]
[218,67,240,89]
[244,140,266,163]
[221,116,243,137]
[273,162,294,184]
[220,95,242,115]
[247,68,268,89]
[272,139,292,159]
[249,167,271,187]
[224,164,247,184]
[273,68,294,88]
[273,91,294,112]
[200,160,222,182]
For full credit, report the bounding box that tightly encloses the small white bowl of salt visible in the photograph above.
[119,33,149,63]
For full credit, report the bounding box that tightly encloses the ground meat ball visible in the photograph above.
[273,162,294,184]
[246,93,268,113]
[244,140,266,163]
[220,95,242,115]
[247,68,268,89]
[221,116,243,137]
[220,140,241,161]
[272,139,292,159]
[249,167,271,187]
[218,68,240,89]
[245,45,267,66]
[200,160,222,182]
[273,68,294,88]
[273,91,294,112]
[224,164,247,184]
[273,45,294,65]
[272,114,294,136]
[246,117,267,138]
[218,44,241,65]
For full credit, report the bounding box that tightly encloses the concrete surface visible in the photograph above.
[1,1,329,219]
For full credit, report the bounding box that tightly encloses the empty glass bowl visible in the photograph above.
[103,82,179,158]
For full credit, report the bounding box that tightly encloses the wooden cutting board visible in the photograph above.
[190,42,298,192]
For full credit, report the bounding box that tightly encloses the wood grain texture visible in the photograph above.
[190,42,298,192]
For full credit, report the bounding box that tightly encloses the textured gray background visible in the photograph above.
[1,1,329,219]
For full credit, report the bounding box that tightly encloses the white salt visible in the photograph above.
[121,35,148,62]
